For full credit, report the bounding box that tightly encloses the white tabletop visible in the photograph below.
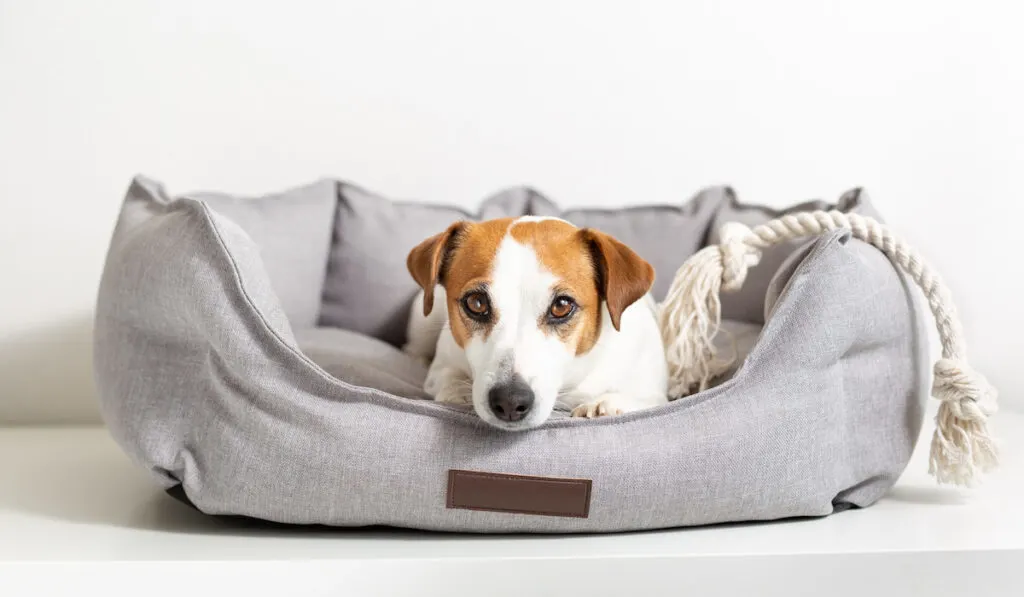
[1,404,1021,596]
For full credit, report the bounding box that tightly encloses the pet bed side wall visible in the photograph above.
[749,229,931,509]
[175,178,338,329]
[93,179,322,488]
[710,188,884,325]
[164,228,928,532]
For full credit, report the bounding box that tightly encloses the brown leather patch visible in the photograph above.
[446,469,592,518]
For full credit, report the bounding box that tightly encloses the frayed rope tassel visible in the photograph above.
[657,210,999,487]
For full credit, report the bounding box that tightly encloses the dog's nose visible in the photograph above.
[487,377,535,422]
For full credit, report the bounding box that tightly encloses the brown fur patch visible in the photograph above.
[439,218,514,347]
[509,220,604,355]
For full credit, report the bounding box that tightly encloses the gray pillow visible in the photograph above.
[316,183,734,346]
[558,187,730,300]
[179,179,337,328]
[708,187,882,323]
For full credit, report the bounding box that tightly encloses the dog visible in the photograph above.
[402,216,669,430]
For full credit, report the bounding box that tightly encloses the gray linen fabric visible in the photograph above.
[93,175,928,533]
[557,188,729,301]
[178,178,337,328]
[708,187,883,324]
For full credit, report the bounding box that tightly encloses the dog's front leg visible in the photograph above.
[402,288,448,367]
[424,365,473,406]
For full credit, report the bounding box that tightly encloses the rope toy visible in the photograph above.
[658,210,999,488]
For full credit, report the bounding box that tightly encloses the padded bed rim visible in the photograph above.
[181,195,905,431]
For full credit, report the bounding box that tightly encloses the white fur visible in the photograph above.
[404,220,669,430]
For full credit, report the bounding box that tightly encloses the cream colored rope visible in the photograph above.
[658,210,999,487]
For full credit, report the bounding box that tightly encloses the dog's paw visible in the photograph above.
[570,401,622,418]
[570,393,638,419]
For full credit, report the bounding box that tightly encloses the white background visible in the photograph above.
[1,0,1021,423]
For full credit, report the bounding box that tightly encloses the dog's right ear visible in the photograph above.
[406,221,467,316]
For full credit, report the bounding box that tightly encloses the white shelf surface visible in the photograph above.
[1,405,1022,596]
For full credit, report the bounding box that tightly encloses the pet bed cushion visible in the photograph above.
[317,182,735,347]
[93,175,928,533]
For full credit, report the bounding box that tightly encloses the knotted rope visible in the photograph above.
[658,210,999,487]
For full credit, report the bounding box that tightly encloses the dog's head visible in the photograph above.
[407,216,654,430]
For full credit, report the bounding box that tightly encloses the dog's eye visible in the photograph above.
[462,292,491,320]
[548,296,576,321]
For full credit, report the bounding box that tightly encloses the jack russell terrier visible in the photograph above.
[403,216,669,430]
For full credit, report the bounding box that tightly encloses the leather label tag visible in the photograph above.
[446,469,592,518]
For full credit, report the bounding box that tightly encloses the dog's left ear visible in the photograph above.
[407,221,467,316]
[582,229,655,331]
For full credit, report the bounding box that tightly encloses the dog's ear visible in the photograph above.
[581,229,655,331]
[407,221,467,316]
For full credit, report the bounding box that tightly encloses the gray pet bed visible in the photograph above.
[93,175,929,533]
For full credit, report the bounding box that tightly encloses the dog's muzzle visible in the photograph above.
[487,375,535,423]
